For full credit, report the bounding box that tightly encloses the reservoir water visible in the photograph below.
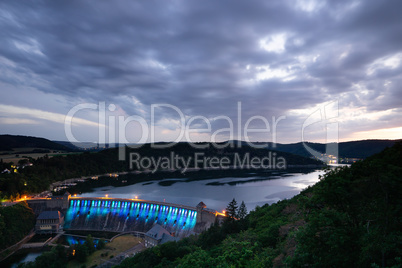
[4,168,328,267]
[78,169,326,212]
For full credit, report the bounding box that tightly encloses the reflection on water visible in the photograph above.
[63,235,104,247]
[79,169,326,211]
[9,252,41,268]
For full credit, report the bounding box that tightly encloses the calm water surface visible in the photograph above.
[78,169,326,211]
[10,252,41,268]
[6,169,329,267]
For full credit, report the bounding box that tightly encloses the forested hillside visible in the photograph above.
[0,135,71,151]
[117,142,402,267]
[269,139,399,159]
[0,142,322,200]
[0,202,35,251]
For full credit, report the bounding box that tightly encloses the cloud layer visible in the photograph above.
[0,0,401,143]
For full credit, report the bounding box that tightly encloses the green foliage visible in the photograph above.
[115,142,402,268]
[196,223,228,250]
[272,139,399,159]
[290,142,402,267]
[66,235,98,263]
[74,243,89,263]
[177,249,215,267]
[226,198,238,220]
[19,244,68,268]
[119,239,198,268]
[0,135,71,151]
[237,201,247,220]
[84,235,95,254]
[18,234,104,267]
[0,142,322,199]
[97,239,106,250]
[0,201,35,250]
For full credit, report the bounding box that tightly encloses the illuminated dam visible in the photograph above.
[61,197,219,238]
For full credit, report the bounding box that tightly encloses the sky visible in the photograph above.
[0,0,401,145]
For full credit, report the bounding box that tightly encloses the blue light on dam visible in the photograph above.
[64,198,198,237]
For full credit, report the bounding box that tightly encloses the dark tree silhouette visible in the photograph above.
[237,201,248,220]
[226,198,238,220]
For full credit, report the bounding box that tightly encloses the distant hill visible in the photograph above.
[0,139,323,200]
[264,139,400,159]
[2,134,398,158]
[0,135,72,151]
[337,139,401,158]
[115,141,324,167]
[53,141,118,151]
[53,140,83,150]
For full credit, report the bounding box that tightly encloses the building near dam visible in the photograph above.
[27,193,224,241]
[35,210,64,234]
[144,224,179,247]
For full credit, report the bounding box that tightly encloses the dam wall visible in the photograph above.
[27,193,70,216]
[64,198,198,238]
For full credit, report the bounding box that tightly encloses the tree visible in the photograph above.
[84,234,95,254]
[177,249,215,267]
[226,198,238,220]
[74,243,89,263]
[237,201,247,220]
[97,238,106,250]
[18,159,29,166]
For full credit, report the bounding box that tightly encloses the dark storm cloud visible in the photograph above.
[0,0,401,141]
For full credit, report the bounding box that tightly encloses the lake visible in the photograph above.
[77,168,327,212]
[4,167,329,267]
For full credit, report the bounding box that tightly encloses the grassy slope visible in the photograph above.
[67,235,143,268]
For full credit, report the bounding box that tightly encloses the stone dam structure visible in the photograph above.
[27,194,223,238]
